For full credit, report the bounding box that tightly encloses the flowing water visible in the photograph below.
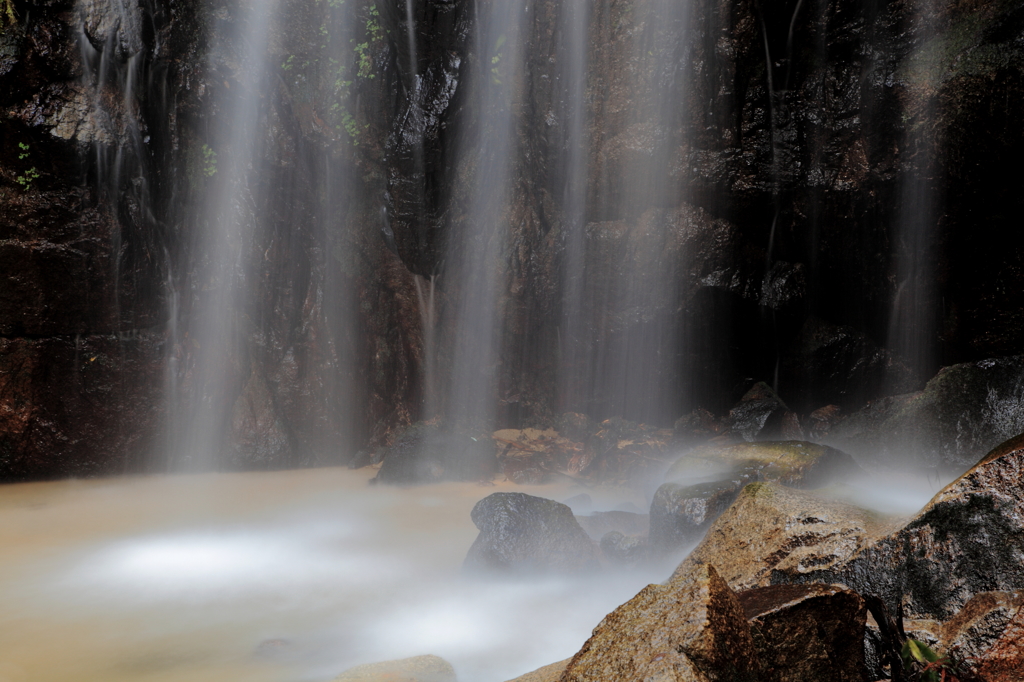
[0,469,666,682]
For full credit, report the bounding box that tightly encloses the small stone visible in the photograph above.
[333,654,456,682]
[649,480,743,555]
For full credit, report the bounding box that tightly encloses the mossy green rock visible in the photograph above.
[664,441,863,489]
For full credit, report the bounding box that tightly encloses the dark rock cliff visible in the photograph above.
[2,0,1023,478]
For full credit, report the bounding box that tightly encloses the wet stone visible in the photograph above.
[464,493,598,575]
[561,563,759,682]
[649,480,742,555]
[737,583,866,682]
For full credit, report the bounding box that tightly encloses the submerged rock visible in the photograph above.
[671,482,885,591]
[333,655,456,682]
[463,493,598,574]
[561,563,759,682]
[736,584,866,682]
[799,433,1024,620]
[375,423,497,484]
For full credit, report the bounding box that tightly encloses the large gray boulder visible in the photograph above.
[463,493,598,574]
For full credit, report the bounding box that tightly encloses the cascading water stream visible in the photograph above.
[171,0,282,470]
[442,0,530,431]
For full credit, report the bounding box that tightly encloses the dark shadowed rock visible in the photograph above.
[561,563,759,682]
[797,433,1024,620]
[673,408,723,446]
[575,510,649,540]
[737,584,866,682]
[723,383,790,442]
[828,356,1024,470]
[671,482,887,592]
[375,423,497,484]
[649,481,743,556]
[333,654,456,682]
[599,532,648,568]
[464,493,598,574]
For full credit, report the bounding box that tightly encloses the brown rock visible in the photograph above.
[333,655,456,682]
[670,482,889,591]
[973,603,1024,682]
[941,591,1024,673]
[561,563,759,682]
[504,659,569,682]
[737,584,866,682]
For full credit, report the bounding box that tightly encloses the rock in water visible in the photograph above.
[736,584,865,682]
[561,563,759,682]
[463,493,598,574]
[333,655,456,682]
[504,659,570,682]
[663,441,863,489]
[375,423,497,484]
[649,480,743,555]
[799,433,1024,620]
[670,482,885,591]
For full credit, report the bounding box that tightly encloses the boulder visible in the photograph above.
[599,532,648,567]
[561,563,759,682]
[828,356,1024,470]
[663,441,864,489]
[973,601,1024,682]
[463,493,598,574]
[671,482,886,591]
[943,591,1024,667]
[736,584,866,682]
[504,659,569,682]
[575,510,649,540]
[722,382,790,442]
[375,423,497,484]
[333,655,456,682]
[649,480,742,555]
[797,433,1024,620]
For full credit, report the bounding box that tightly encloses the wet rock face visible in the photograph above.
[561,563,759,682]
[799,434,1024,621]
[828,356,1024,470]
[943,591,1024,668]
[737,584,866,682]
[649,480,743,556]
[671,482,882,591]
[464,492,598,574]
[0,335,164,480]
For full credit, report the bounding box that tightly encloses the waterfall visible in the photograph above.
[170,0,282,470]
[440,0,531,432]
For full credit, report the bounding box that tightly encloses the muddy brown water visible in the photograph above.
[0,468,664,682]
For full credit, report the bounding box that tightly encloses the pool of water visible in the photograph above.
[0,468,664,682]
